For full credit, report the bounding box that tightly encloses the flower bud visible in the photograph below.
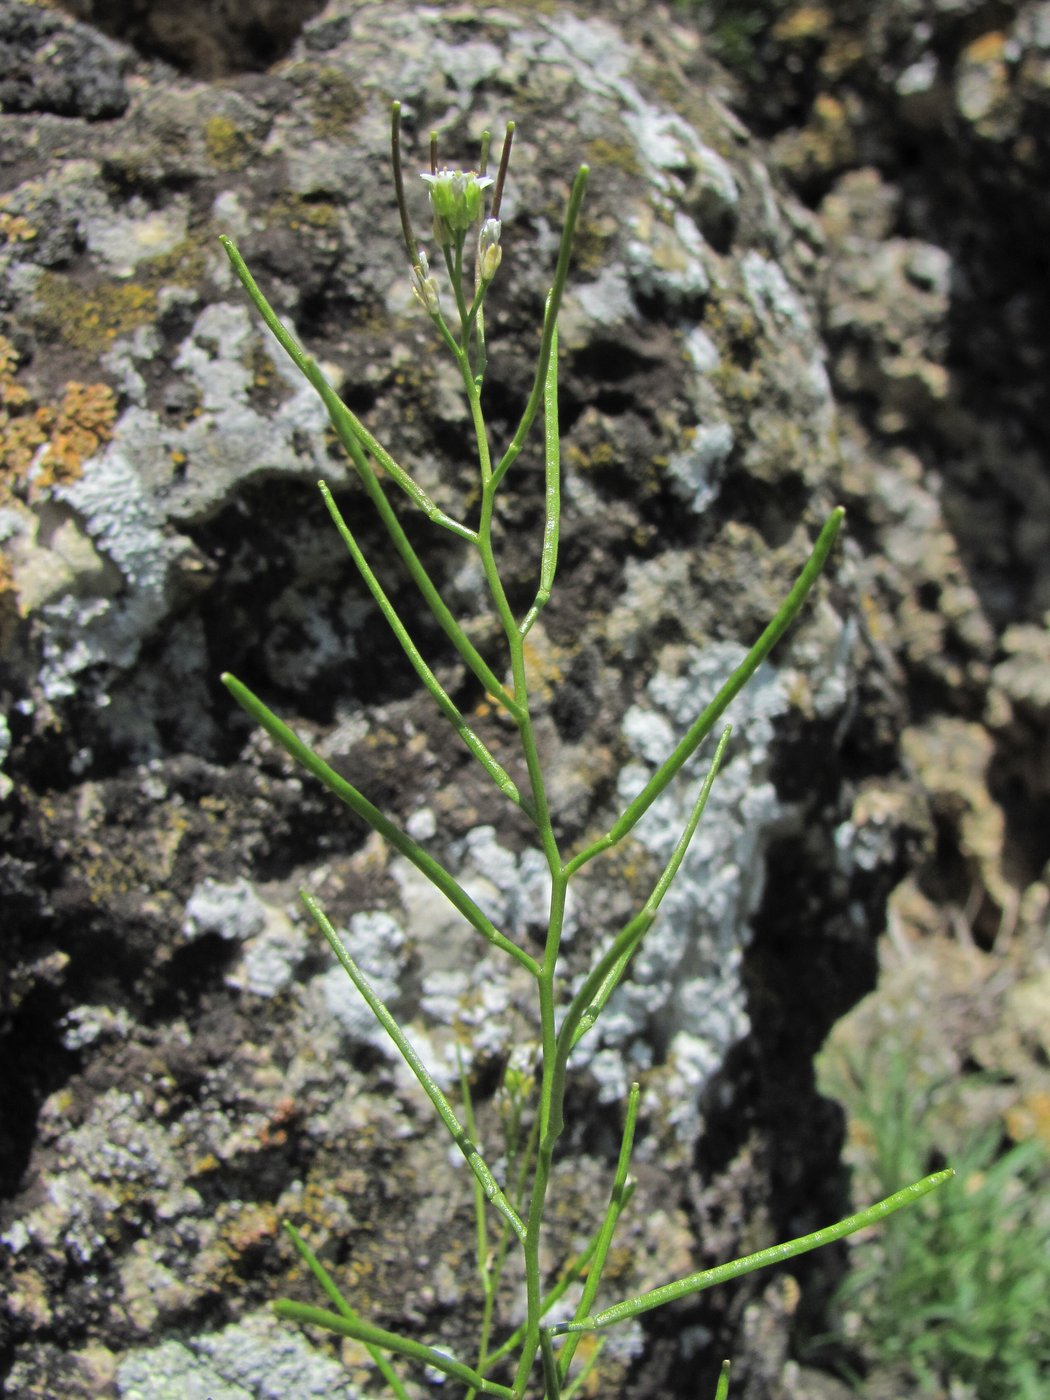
[411,252,440,314]
[478,218,503,281]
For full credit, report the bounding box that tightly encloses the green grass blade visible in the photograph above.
[273,1300,513,1396]
[221,672,538,975]
[301,893,528,1244]
[551,1169,953,1333]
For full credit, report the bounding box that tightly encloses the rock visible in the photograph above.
[3,2,1047,1399]
[0,0,128,120]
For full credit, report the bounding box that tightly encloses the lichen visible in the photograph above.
[31,272,158,353]
[772,3,832,45]
[204,114,256,171]
[34,382,119,490]
[583,136,643,176]
[0,210,37,246]
[117,1310,361,1400]
[266,194,341,233]
[140,236,210,289]
[0,335,118,498]
[307,66,365,139]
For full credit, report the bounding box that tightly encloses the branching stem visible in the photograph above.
[219,112,952,1400]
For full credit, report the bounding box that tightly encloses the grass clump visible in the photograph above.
[820,1046,1050,1398]
[218,103,950,1398]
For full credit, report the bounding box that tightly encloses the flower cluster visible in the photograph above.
[420,168,492,244]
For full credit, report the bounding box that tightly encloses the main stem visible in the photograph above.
[461,350,570,1397]
[512,864,568,1398]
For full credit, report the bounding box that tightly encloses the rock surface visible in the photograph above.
[1,2,1047,1398]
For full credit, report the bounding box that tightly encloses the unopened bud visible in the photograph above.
[478,218,502,281]
[411,252,440,314]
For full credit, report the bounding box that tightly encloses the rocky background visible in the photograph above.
[1,1,1047,1398]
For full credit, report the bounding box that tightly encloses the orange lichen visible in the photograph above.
[0,335,118,498]
[257,1096,298,1148]
[0,336,50,496]
[0,211,37,246]
[35,381,118,488]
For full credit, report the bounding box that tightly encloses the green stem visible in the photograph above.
[540,1329,562,1399]
[221,233,523,718]
[319,482,533,819]
[453,232,472,339]
[458,1050,495,1382]
[557,1083,640,1383]
[475,473,560,867]
[274,1300,513,1396]
[222,673,538,975]
[301,893,528,1244]
[462,346,495,488]
[281,1224,410,1400]
[566,508,845,877]
[464,252,494,378]
[471,1080,543,1393]
[512,869,568,1398]
[714,1360,732,1400]
[520,316,560,639]
[561,1341,604,1400]
[220,236,472,539]
[481,1229,601,1373]
[342,444,518,715]
[471,1107,544,1389]
[493,166,588,489]
[550,1169,955,1332]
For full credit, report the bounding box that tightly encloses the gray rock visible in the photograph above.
[11,3,1040,1399]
